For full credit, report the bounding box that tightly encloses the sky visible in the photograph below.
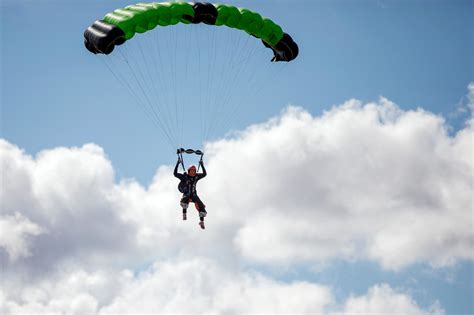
[1,0,473,314]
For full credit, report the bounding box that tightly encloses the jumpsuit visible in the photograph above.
[174,161,207,220]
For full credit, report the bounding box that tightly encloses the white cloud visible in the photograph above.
[0,97,471,313]
[209,98,473,270]
[450,82,474,122]
[467,82,474,112]
[0,212,44,262]
[0,140,141,274]
[2,258,333,314]
[340,284,444,315]
[99,258,333,314]
[2,258,444,315]
[1,98,473,273]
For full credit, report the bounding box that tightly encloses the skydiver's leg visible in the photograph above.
[192,194,207,222]
[180,194,190,220]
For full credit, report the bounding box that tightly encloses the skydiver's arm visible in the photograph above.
[174,159,183,179]
[198,161,207,179]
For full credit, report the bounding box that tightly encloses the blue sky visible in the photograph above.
[2,0,472,182]
[1,0,473,314]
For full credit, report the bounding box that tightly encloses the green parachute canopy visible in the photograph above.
[84,2,298,61]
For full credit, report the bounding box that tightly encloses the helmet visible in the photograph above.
[188,165,197,177]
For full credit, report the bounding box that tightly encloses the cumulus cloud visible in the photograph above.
[2,98,473,272]
[99,258,333,314]
[0,140,142,276]
[0,212,44,262]
[209,98,473,270]
[0,96,471,313]
[340,284,444,315]
[2,258,443,315]
[3,259,330,314]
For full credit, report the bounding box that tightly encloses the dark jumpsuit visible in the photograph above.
[174,161,207,220]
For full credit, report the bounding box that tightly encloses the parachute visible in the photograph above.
[84,2,299,149]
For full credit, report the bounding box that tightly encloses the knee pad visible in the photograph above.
[180,201,189,209]
[199,211,207,218]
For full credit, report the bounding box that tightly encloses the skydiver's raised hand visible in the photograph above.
[174,158,183,178]
[199,160,207,178]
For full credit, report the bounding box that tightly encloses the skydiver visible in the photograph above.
[174,157,207,229]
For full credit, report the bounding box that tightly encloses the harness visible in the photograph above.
[177,148,204,196]
[179,175,198,195]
